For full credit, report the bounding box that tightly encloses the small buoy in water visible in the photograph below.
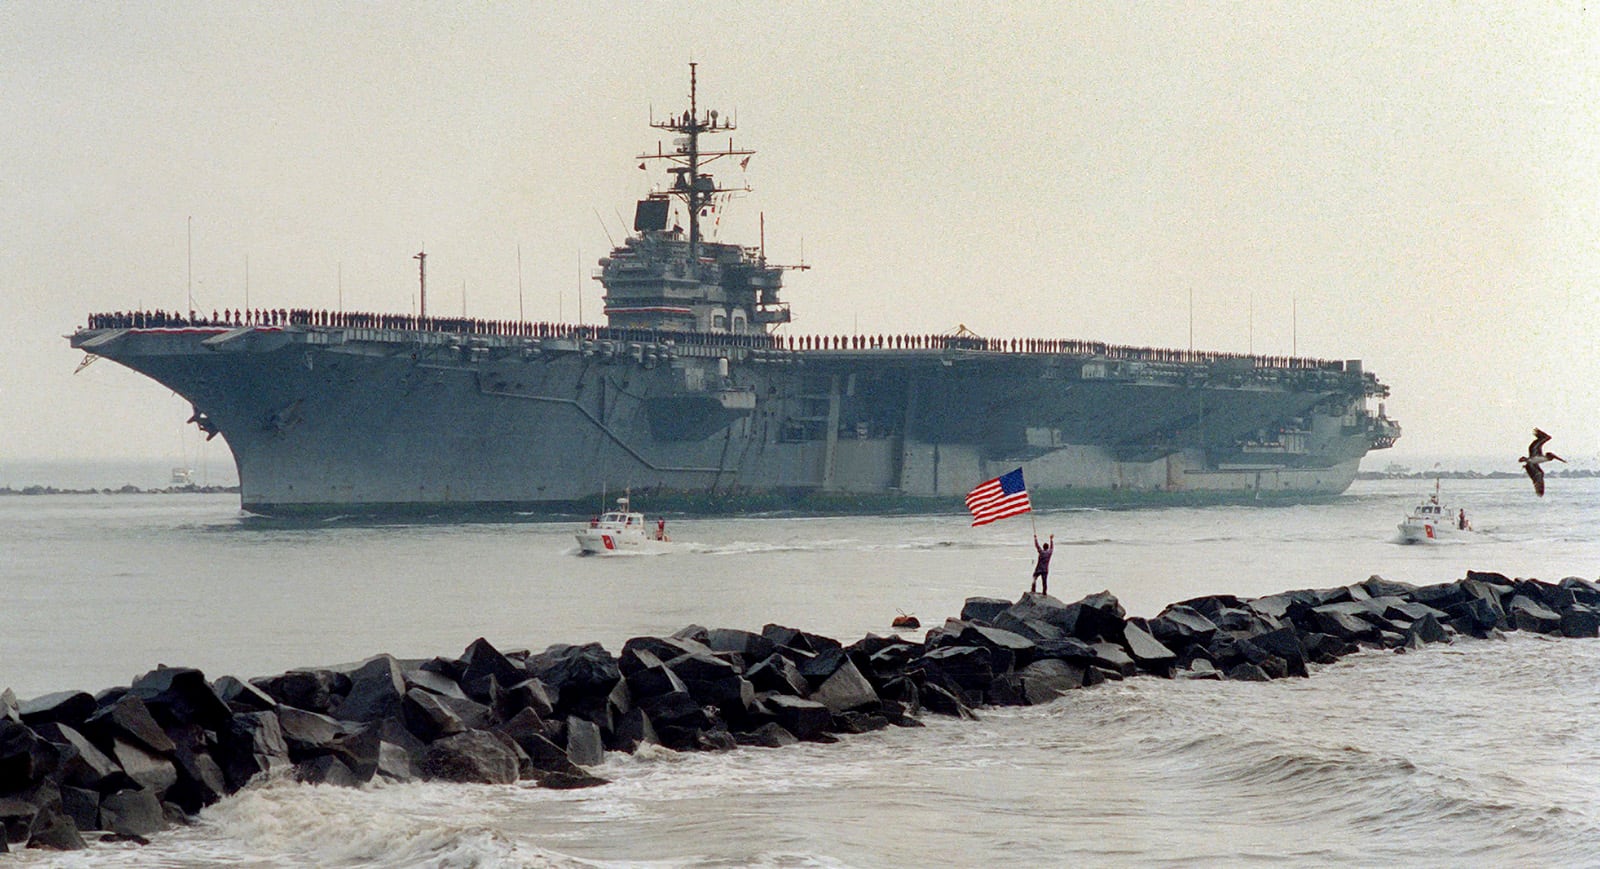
[891,612,920,630]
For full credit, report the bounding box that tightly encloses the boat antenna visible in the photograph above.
[593,208,616,247]
[186,215,193,315]
[517,243,525,322]
[414,248,427,320]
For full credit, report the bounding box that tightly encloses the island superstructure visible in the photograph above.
[70,65,1400,516]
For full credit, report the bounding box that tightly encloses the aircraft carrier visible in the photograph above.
[69,66,1400,517]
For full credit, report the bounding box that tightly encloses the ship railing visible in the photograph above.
[82,308,1358,375]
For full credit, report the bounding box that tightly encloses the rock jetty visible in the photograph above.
[4,569,1598,852]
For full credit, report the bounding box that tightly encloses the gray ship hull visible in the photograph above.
[70,323,1397,516]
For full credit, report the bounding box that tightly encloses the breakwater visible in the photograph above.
[3,569,1597,853]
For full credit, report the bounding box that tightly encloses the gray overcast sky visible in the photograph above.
[3,2,1597,474]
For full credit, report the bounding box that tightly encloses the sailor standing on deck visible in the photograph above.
[1031,534,1055,595]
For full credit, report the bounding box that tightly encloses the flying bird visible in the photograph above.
[1519,428,1566,496]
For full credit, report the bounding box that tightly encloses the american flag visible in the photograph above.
[965,468,1032,526]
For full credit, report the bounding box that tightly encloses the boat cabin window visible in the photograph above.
[712,313,728,330]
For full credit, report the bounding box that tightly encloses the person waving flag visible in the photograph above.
[965,467,1032,526]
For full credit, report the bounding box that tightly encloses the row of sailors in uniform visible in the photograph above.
[83,309,1343,371]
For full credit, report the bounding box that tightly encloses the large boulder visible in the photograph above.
[127,666,231,731]
[959,597,1013,625]
[330,655,408,723]
[1072,591,1128,642]
[1120,620,1177,673]
[1148,605,1219,647]
[277,706,349,761]
[1247,627,1310,678]
[420,730,519,784]
[459,638,527,699]
[1016,659,1084,705]
[83,694,176,756]
[809,659,880,714]
[914,646,996,698]
[1509,595,1563,634]
[564,716,604,767]
[760,624,842,656]
[704,628,777,663]
[763,695,831,740]
[221,711,290,791]
[18,691,96,729]
[110,739,176,795]
[213,676,278,713]
[1561,605,1600,638]
[250,670,338,713]
[746,653,809,697]
[99,787,167,837]
[32,723,130,794]
[525,644,622,714]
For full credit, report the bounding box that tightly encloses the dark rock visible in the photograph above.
[1406,614,1451,645]
[735,722,799,748]
[128,666,231,731]
[111,739,177,795]
[99,788,167,837]
[810,660,879,714]
[620,648,682,698]
[1177,659,1222,680]
[495,709,578,774]
[331,655,408,723]
[998,594,1084,637]
[59,785,98,833]
[1381,599,1449,624]
[0,689,17,723]
[533,768,611,789]
[864,641,922,678]
[213,676,278,713]
[83,694,175,755]
[402,689,468,743]
[420,730,520,784]
[1559,577,1600,606]
[1120,620,1177,673]
[0,796,37,846]
[221,711,290,791]
[1309,604,1381,641]
[832,711,890,734]
[295,754,361,787]
[32,723,129,793]
[565,716,604,767]
[1509,595,1563,634]
[277,706,349,761]
[19,691,96,728]
[24,807,85,851]
[1087,643,1139,677]
[664,650,740,684]
[1016,659,1084,704]
[705,628,778,662]
[404,668,470,702]
[796,647,852,685]
[764,695,832,740]
[636,691,711,732]
[1148,605,1219,647]
[1411,582,1470,610]
[918,682,976,719]
[1032,636,1100,664]
[1073,590,1128,642]
[1561,605,1600,638]
[1248,628,1310,678]
[611,707,659,753]
[761,624,842,656]
[681,676,754,720]
[502,679,556,720]
[1445,598,1501,637]
[746,653,809,697]
[525,643,622,713]
[914,645,995,697]
[959,597,1013,625]
[250,670,337,714]
[460,637,526,696]
[991,611,1066,642]
[1358,575,1418,599]
[162,723,227,813]
[1225,663,1272,681]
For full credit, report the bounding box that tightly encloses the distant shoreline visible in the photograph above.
[1354,470,1600,481]
[0,484,240,496]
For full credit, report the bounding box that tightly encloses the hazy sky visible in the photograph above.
[4,2,1597,475]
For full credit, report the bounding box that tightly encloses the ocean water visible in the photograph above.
[3,476,1599,866]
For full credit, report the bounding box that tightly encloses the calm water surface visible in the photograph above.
[3,477,1598,866]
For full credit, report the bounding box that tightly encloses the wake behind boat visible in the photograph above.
[1396,481,1472,544]
[575,496,674,555]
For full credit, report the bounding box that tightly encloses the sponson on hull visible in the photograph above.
[69,65,1400,517]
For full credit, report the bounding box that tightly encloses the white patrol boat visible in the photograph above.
[575,496,673,555]
[1397,482,1471,544]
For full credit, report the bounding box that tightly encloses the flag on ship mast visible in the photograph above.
[965,468,1032,527]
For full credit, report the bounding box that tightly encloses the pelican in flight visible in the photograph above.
[1520,428,1565,496]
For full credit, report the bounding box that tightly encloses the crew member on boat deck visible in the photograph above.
[1458,509,1469,530]
[1031,534,1055,596]
[657,518,666,541]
